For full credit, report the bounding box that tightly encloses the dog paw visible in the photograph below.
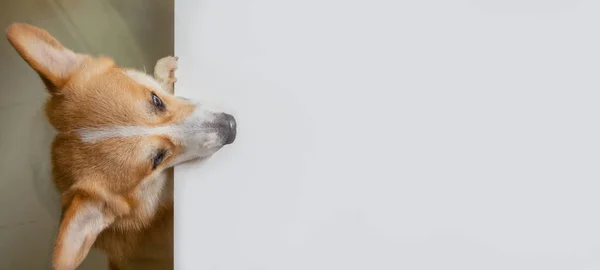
[154,56,178,85]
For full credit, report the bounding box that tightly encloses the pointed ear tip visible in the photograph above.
[6,23,50,39]
[6,23,27,35]
[5,23,34,43]
[6,23,19,40]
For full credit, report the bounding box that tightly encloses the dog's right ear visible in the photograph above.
[5,23,85,92]
[53,194,114,270]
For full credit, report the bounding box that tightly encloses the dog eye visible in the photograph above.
[151,93,164,109]
[152,150,167,169]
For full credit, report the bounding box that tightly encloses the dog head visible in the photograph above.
[6,23,236,269]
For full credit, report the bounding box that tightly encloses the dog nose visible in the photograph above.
[223,113,237,145]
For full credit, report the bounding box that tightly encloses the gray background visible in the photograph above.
[175,0,600,269]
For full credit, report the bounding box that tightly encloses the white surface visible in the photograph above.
[175,1,600,269]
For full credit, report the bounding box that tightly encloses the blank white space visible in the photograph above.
[175,1,600,269]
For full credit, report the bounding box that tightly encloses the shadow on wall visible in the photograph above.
[0,0,173,269]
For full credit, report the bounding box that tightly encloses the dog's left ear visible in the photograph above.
[53,194,114,270]
[5,23,85,92]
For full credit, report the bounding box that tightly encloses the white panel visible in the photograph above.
[175,1,600,269]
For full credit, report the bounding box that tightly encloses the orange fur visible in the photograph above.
[6,23,232,270]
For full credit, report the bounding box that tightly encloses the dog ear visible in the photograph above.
[53,194,114,270]
[5,23,85,92]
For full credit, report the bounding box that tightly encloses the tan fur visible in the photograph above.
[6,23,205,270]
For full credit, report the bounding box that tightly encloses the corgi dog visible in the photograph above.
[6,23,237,270]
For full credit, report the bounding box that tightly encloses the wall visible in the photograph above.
[175,0,600,269]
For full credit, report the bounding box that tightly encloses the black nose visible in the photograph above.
[223,113,237,145]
